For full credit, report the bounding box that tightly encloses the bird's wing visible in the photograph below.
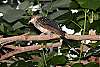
[36,17,65,35]
[37,17,61,31]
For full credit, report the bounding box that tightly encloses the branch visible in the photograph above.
[0,34,100,45]
[65,34,100,40]
[0,42,61,61]
[0,34,60,45]
[0,33,100,61]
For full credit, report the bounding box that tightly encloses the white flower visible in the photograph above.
[74,31,81,35]
[71,9,78,13]
[3,0,8,3]
[0,13,3,17]
[61,25,74,34]
[29,4,41,11]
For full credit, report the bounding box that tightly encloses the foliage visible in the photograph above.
[0,0,100,67]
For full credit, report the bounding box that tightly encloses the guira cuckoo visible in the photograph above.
[29,15,66,37]
[29,16,68,53]
[29,16,79,56]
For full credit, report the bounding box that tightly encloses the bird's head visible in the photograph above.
[28,15,40,24]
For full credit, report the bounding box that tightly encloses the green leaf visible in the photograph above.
[0,5,13,13]
[77,15,85,21]
[93,13,99,20]
[90,20,100,33]
[42,0,72,11]
[39,0,51,1]
[55,20,67,24]
[47,55,66,65]
[52,0,71,8]
[78,20,84,27]
[0,23,5,32]
[72,63,83,67]
[6,29,22,35]
[85,62,99,67]
[18,0,30,10]
[0,62,7,67]
[76,0,100,10]
[3,23,13,32]
[10,60,28,67]
[65,21,81,33]
[70,1,79,8]
[13,22,26,30]
[3,9,25,23]
[48,10,69,19]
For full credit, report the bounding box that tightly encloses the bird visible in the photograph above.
[29,15,66,37]
[29,16,69,54]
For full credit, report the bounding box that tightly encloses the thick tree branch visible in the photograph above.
[0,34,100,45]
[65,34,100,40]
[0,33,100,61]
[0,34,60,45]
[0,42,61,61]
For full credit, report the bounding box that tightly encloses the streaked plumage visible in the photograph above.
[29,16,65,36]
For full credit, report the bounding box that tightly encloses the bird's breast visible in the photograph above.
[34,23,51,33]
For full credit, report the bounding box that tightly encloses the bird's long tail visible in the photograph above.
[59,31,72,48]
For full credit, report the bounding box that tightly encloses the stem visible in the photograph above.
[42,42,47,67]
[43,50,47,67]
[71,20,83,29]
[50,0,53,10]
[80,9,87,60]
[83,9,87,35]
[92,11,94,23]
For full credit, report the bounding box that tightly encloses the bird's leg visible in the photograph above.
[40,32,54,53]
[47,32,54,53]
[22,32,33,46]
